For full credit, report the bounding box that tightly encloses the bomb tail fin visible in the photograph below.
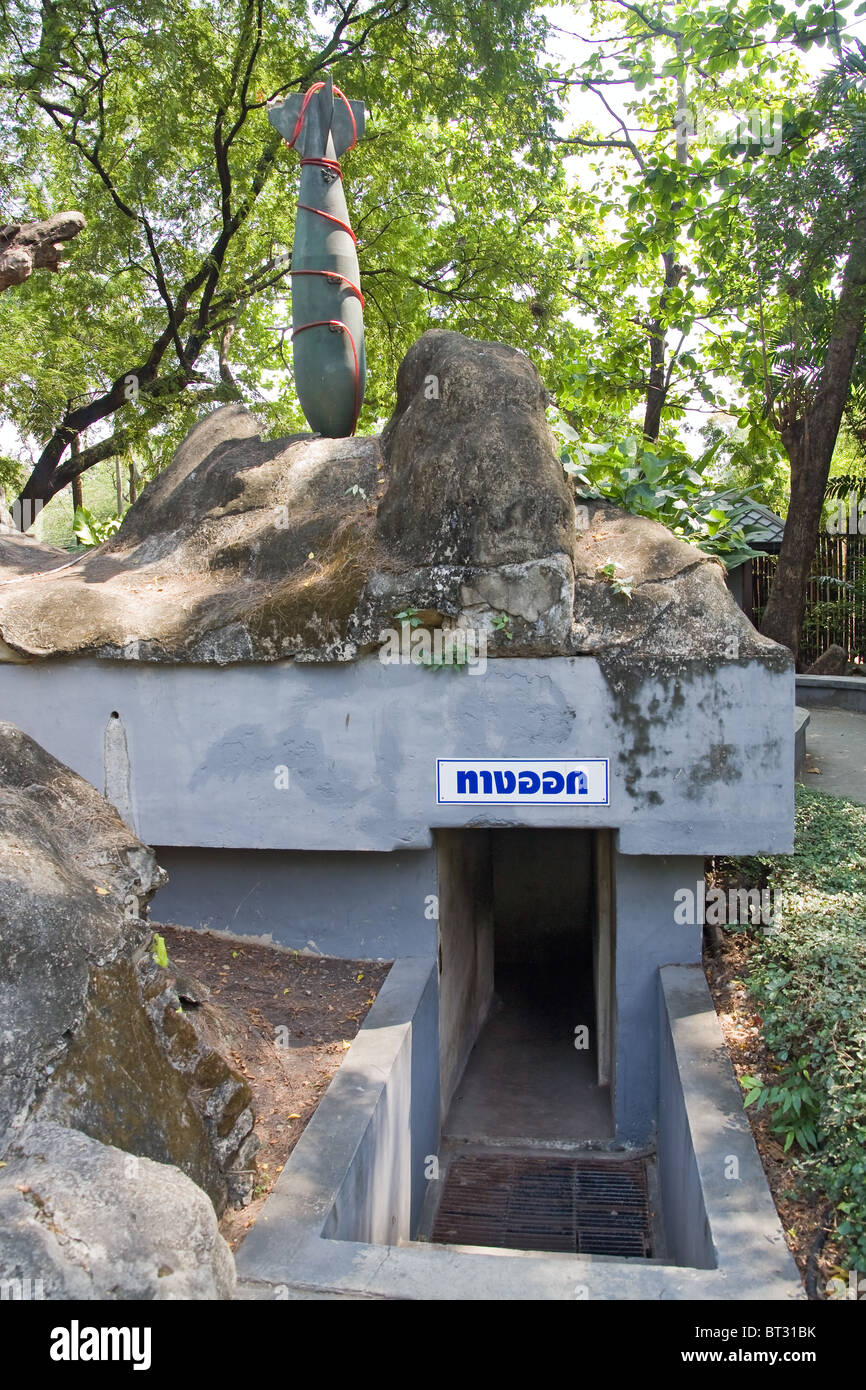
[267,78,364,158]
[267,92,305,145]
[330,95,366,157]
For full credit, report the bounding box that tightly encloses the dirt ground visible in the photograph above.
[158,924,390,1250]
[703,927,842,1296]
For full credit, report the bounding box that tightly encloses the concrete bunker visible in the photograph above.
[423,826,639,1258]
[0,332,802,1297]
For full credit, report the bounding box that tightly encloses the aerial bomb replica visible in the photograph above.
[268,76,366,437]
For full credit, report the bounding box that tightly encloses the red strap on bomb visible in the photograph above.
[289,269,364,308]
[286,82,358,153]
[295,204,357,241]
[300,157,343,174]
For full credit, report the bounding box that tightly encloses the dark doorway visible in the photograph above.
[442,829,613,1145]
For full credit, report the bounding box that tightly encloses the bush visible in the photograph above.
[548,415,776,570]
[743,787,866,1268]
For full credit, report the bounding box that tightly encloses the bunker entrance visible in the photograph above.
[435,829,615,1148]
[423,828,627,1251]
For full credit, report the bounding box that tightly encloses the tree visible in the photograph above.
[757,47,866,657]
[550,0,866,659]
[551,0,824,438]
[0,0,579,510]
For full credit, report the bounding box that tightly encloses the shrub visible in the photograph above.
[742,787,866,1268]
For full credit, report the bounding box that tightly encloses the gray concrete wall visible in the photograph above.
[796,674,866,713]
[612,852,704,1144]
[436,830,494,1117]
[152,846,437,959]
[794,708,809,778]
[324,956,439,1242]
[593,831,615,1086]
[659,965,802,1290]
[322,1031,412,1246]
[0,653,793,855]
[270,956,440,1247]
[658,973,714,1269]
[409,959,441,1231]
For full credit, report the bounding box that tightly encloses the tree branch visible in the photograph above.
[218,319,242,399]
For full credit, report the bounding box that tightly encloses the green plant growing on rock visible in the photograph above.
[551,414,775,571]
[419,647,468,673]
[151,933,168,969]
[596,560,634,600]
[393,607,422,628]
[491,613,513,640]
[72,505,124,548]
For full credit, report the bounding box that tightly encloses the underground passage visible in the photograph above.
[420,828,655,1255]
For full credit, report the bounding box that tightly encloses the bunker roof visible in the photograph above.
[0,331,788,677]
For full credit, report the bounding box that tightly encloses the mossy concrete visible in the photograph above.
[0,654,793,857]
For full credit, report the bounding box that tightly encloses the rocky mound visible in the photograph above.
[0,330,786,673]
[0,723,256,1214]
[0,1123,235,1300]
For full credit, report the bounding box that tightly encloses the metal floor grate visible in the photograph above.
[431,1153,652,1257]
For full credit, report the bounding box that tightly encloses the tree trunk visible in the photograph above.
[643,300,669,442]
[70,435,83,514]
[642,62,687,442]
[218,319,243,400]
[761,203,866,662]
[761,421,831,661]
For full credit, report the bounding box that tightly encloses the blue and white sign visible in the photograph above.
[436,758,609,805]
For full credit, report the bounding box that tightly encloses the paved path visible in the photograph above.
[441,966,613,1146]
[799,707,866,804]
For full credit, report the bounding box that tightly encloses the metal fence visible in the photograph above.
[753,534,866,669]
